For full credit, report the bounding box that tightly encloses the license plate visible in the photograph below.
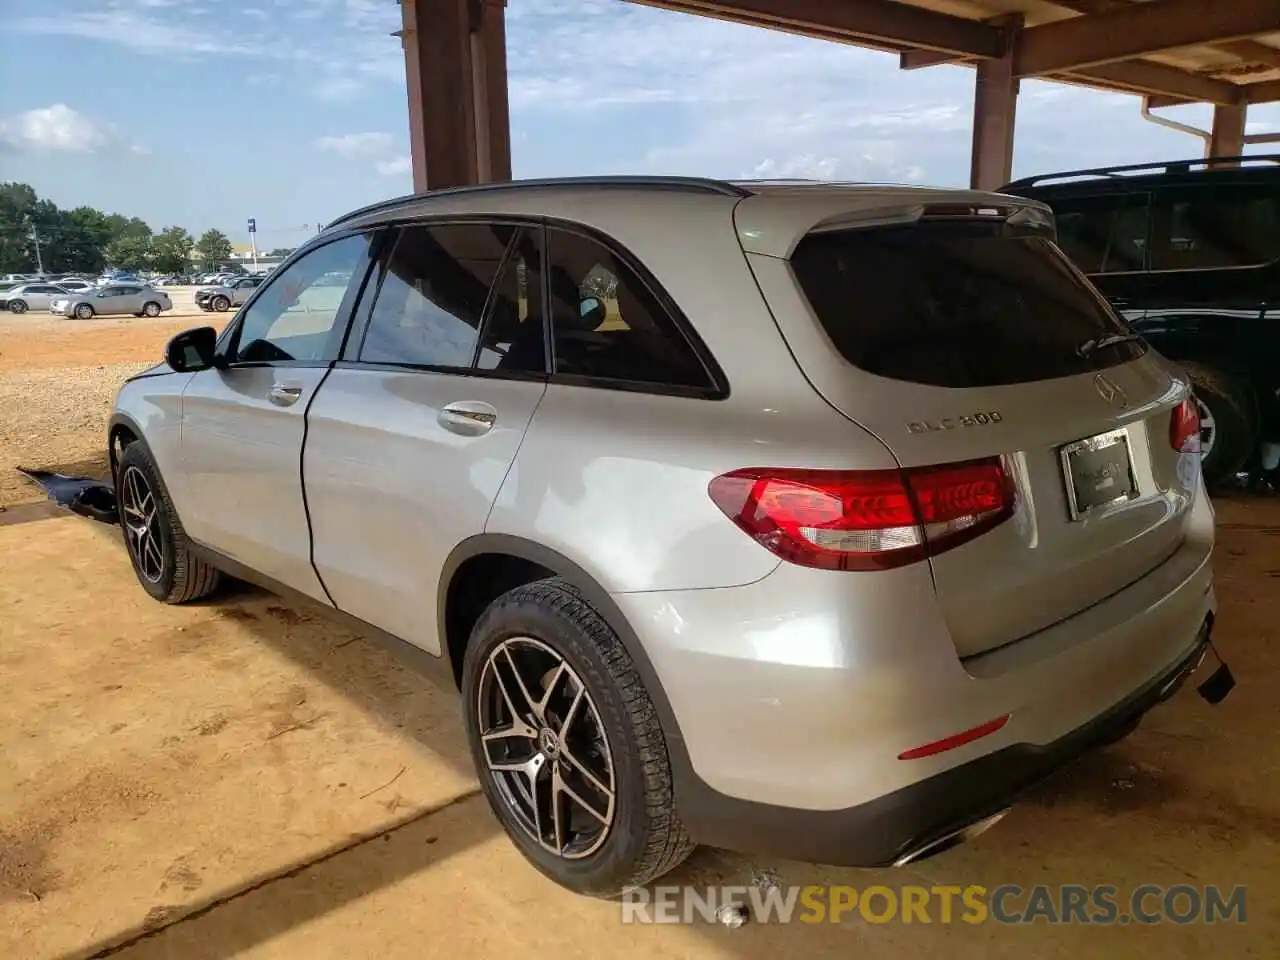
[1060,428,1138,520]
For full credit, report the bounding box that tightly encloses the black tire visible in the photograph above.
[212,295,230,312]
[9,300,27,315]
[1182,362,1257,486]
[461,578,694,897]
[116,442,221,604]
[143,301,161,317]
[75,303,94,319]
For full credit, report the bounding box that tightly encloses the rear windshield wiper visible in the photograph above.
[1077,333,1144,358]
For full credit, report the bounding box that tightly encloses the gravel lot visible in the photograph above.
[0,288,219,508]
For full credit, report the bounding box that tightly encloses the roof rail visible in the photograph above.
[325,175,750,230]
[1003,154,1280,191]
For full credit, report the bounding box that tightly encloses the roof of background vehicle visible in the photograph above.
[1002,153,1280,195]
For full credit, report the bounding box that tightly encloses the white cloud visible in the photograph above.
[0,104,115,153]
[375,156,412,176]
[315,132,395,157]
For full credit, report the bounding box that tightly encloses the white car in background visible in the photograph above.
[2,281,71,314]
[51,283,172,319]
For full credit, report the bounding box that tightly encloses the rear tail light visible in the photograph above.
[1170,397,1201,454]
[708,457,1015,571]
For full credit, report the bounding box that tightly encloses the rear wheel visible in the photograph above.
[75,303,94,319]
[143,301,161,317]
[117,442,221,604]
[9,299,27,315]
[1182,362,1256,485]
[461,578,694,897]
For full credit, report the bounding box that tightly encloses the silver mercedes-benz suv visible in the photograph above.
[109,176,1218,896]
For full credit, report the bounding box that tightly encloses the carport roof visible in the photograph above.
[631,0,1280,107]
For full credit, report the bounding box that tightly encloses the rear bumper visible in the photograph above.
[614,485,1216,866]
[676,620,1211,868]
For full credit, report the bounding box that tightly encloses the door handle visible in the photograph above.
[439,401,497,436]
[269,384,303,407]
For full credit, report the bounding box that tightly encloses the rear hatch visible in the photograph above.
[739,191,1200,658]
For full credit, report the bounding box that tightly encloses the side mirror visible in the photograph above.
[578,296,606,329]
[166,326,220,372]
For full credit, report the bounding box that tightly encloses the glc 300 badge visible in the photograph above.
[907,412,1004,434]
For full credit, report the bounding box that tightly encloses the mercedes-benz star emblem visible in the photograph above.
[1094,373,1128,408]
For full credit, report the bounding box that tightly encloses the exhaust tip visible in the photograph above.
[892,808,1010,867]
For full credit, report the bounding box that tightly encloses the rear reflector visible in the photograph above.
[898,715,1011,760]
[708,457,1014,571]
[1170,397,1201,454]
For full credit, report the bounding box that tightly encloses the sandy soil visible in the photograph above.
[0,307,1277,958]
[0,289,227,509]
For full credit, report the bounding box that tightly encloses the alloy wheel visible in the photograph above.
[476,636,616,859]
[120,465,165,583]
[1194,397,1216,460]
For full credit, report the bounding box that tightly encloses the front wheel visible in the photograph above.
[211,295,230,312]
[75,303,94,319]
[9,300,27,315]
[461,578,694,897]
[116,442,222,603]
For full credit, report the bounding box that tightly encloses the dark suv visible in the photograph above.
[1003,156,1280,485]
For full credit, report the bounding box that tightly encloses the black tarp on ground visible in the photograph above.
[17,469,119,524]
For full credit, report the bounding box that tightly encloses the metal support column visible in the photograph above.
[969,17,1022,192]
[1208,102,1247,159]
[401,0,510,191]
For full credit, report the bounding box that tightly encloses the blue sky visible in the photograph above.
[1,0,1277,250]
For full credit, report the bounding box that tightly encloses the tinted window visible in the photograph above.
[476,228,546,374]
[118,286,142,295]
[545,228,712,390]
[359,223,514,368]
[1152,185,1280,270]
[1052,194,1149,274]
[790,222,1143,389]
[233,233,371,363]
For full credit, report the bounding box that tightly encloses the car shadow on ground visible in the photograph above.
[48,499,1280,959]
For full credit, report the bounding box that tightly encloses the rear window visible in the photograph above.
[790,222,1145,388]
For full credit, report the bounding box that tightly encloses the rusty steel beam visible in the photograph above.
[1015,0,1280,77]
[1064,60,1244,105]
[631,0,1001,57]
[1245,78,1280,103]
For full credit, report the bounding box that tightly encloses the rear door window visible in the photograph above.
[789,221,1144,389]
[1050,193,1149,274]
[358,222,514,369]
[1151,184,1280,270]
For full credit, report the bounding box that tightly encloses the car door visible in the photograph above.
[89,286,116,312]
[178,231,378,601]
[304,221,549,652]
[116,285,146,313]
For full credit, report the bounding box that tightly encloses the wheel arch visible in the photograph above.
[437,534,691,762]
[107,412,149,482]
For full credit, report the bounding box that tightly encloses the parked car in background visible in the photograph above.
[51,283,171,319]
[56,279,94,293]
[109,177,1219,897]
[1,281,71,314]
[1002,155,1280,484]
[195,274,265,312]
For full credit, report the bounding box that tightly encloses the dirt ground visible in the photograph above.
[1,312,1278,959]
[0,289,220,510]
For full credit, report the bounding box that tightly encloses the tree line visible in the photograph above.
[0,182,294,276]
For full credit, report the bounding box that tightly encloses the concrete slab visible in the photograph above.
[1,500,1277,959]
